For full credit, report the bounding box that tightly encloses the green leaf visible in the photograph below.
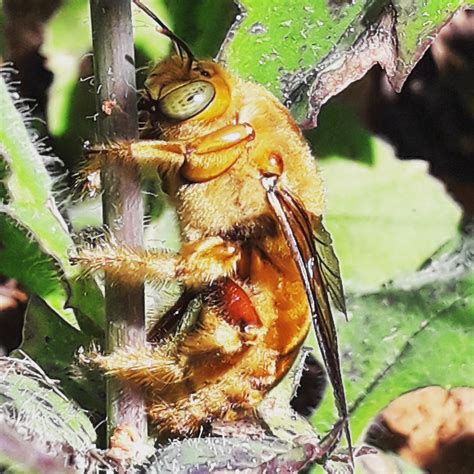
[258,349,321,441]
[393,0,468,88]
[320,136,461,291]
[144,435,330,473]
[220,0,473,125]
[16,297,105,414]
[1,74,75,326]
[306,104,375,165]
[0,355,96,448]
[164,0,236,58]
[310,237,474,443]
[0,73,104,330]
[0,76,71,264]
[221,0,373,93]
[0,355,95,473]
[0,212,69,315]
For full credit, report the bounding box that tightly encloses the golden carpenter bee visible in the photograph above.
[74,0,352,458]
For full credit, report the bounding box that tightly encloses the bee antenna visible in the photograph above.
[132,0,194,71]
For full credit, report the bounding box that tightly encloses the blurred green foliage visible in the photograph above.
[313,242,473,440]
[0,356,96,473]
[0,74,103,330]
[318,117,461,291]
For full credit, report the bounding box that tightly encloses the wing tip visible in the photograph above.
[344,420,354,466]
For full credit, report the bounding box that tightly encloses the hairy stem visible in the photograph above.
[89,0,146,443]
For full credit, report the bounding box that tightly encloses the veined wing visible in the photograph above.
[262,175,352,455]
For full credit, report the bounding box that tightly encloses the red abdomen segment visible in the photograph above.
[219,279,261,328]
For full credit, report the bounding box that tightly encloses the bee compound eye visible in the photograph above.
[158,81,215,121]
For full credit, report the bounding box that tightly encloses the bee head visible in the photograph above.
[145,58,231,123]
[133,1,231,123]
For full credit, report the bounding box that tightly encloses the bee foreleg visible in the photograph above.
[131,123,254,182]
[76,140,185,197]
[78,123,254,193]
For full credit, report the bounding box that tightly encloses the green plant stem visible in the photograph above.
[89,0,146,443]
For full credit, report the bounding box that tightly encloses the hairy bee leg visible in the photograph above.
[71,236,241,286]
[80,123,254,185]
[149,280,262,352]
[87,346,186,392]
[70,243,176,285]
[84,140,185,174]
[129,124,254,182]
[148,374,263,437]
[178,237,241,286]
[179,308,250,356]
[74,141,185,196]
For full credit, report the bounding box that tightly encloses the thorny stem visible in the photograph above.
[89,0,146,444]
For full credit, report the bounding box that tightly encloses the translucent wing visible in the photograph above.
[262,175,352,455]
[313,218,347,317]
